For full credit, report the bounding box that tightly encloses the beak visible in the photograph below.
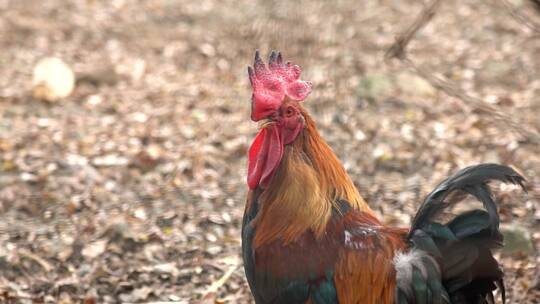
[258,118,275,130]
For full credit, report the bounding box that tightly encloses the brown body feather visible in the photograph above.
[333,212,407,303]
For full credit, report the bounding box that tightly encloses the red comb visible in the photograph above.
[248,50,312,121]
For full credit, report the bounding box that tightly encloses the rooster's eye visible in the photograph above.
[285,106,295,117]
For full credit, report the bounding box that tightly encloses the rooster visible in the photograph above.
[241,51,526,304]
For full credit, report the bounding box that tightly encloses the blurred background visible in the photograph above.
[0,0,539,303]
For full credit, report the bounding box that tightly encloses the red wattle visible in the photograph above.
[247,125,284,189]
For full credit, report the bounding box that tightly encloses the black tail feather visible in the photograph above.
[401,164,525,304]
[410,163,526,236]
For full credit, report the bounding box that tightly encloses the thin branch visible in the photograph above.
[18,248,53,272]
[385,0,444,60]
[400,57,540,144]
[531,0,540,13]
[498,0,540,35]
[385,0,540,144]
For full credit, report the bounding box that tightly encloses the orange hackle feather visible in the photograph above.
[300,110,371,214]
[252,106,372,248]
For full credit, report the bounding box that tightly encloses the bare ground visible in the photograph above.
[0,0,539,303]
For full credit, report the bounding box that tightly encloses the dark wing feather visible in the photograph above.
[252,230,339,303]
[242,190,341,304]
[242,189,262,303]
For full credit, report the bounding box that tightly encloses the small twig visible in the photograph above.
[199,264,239,302]
[199,264,239,304]
[385,0,443,60]
[18,248,53,272]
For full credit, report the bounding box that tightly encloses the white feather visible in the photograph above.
[394,249,439,298]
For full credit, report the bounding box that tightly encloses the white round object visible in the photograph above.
[32,57,75,102]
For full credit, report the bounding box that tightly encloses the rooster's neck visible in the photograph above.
[299,112,371,213]
[252,110,372,248]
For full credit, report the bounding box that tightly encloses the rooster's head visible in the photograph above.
[247,51,312,190]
